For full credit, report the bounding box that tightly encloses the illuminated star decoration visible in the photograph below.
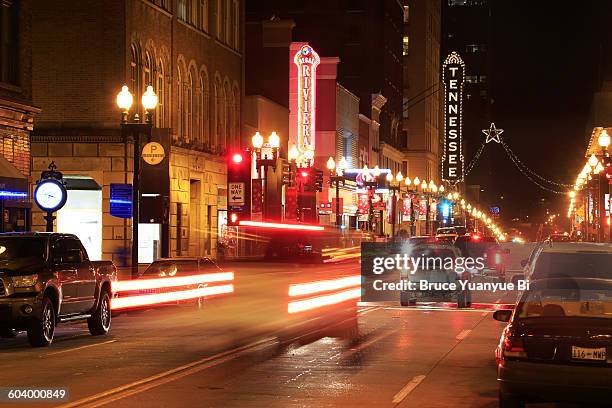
[482,122,504,144]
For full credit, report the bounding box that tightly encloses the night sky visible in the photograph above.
[469,0,605,224]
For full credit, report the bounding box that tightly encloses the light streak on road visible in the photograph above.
[238,220,325,231]
[111,284,234,310]
[288,288,360,314]
[288,276,360,297]
[113,272,234,292]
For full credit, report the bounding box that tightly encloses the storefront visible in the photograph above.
[0,157,30,233]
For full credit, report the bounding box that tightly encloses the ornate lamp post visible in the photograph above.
[326,156,348,227]
[116,85,158,278]
[386,171,403,239]
[251,131,280,220]
[598,129,611,241]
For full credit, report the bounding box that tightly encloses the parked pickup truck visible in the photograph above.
[0,232,117,346]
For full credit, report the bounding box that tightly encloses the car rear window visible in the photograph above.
[533,252,612,280]
[517,288,612,320]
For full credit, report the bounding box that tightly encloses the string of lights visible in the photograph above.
[501,145,569,194]
[501,142,573,187]
[465,142,486,176]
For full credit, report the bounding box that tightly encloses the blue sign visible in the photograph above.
[110,184,132,219]
[440,201,451,218]
[490,206,500,215]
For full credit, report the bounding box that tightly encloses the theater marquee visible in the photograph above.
[442,52,465,183]
[293,44,320,152]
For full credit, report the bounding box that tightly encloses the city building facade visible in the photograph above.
[0,0,39,233]
[30,0,243,263]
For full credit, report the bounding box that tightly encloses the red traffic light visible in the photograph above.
[232,153,243,164]
[300,170,309,178]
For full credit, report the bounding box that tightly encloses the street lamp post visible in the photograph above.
[251,131,280,220]
[386,171,403,239]
[326,156,348,227]
[597,129,611,241]
[362,166,379,234]
[116,85,158,278]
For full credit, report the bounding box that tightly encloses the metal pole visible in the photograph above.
[391,188,396,239]
[425,194,430,235]
[132,130,140,279]
[45,212,54,232]
[335,179,341,227]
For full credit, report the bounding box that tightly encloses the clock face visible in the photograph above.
[34,180,67,211]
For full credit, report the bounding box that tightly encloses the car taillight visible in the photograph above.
[501,334,527,360]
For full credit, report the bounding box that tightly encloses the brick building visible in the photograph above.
[0,0,39,233]
[30,0,243,262]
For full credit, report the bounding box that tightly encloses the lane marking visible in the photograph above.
[358,306,380,315]
[392,375,426,404]
[57,337,277,408]
[342,330,395,359]
[383,307,489,313]
[45,340,117,357]
[456,329,471,340]
[481,311,489,317]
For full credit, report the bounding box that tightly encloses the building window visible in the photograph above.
[465,75,478,84]
[216,0,223,40]
[177,65,184,141]
[403,5,409,23]
[155,59,166,128]
[186,71,194,143]
[199,0,209,31]
[130,44,142,115]
[466,43,487,53]
[225,0,231,44]
[479,75,487,83]
[178,0,188,21]
[149,0,170,10]
[232,0,239,49]
[402,36,409,56]
[213,76,222,149]
[200,71,210,146]
[232,83,240,147]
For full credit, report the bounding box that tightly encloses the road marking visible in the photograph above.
[45,340,117,356]
[342,330,395,359]
[481,311,489,317]
[383,307,487,313]
[456,329,471,340]
[57,337,277,408]
[392,375,426,404]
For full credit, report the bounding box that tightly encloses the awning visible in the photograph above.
[63,175,102,191]
[0,156,28,194]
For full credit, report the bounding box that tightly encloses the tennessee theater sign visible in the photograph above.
[442,52,465,184]
[293,44,320,155]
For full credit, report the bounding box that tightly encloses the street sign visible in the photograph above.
[228,182,245,206]
[110,183,133,219]
[142,142,165,165]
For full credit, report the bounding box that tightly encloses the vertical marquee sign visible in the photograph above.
[293,44,320,154]
[442,52,465,184]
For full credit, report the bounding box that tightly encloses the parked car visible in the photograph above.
[454,234,508,282]
[523,242,612,282]
[493,278,612,407]
[0,233,116,346]
[400,243,471,308]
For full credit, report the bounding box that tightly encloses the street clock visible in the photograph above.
[34,178,67,213]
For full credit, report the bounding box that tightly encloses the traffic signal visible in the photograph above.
[314,170,324,192]
[298,168,311,191]
[228,211,241,226]
[227,150,251,224]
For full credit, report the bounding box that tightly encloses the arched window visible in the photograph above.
[155,58,166,128]
[144,50,153,89]
[213,76,223,149]
[186,70,194,143]
[223,79,231,148]
[177,64,183,141]
[232,83,240,147]
[178,0,187,21]
[200,70,210,146]
[232,0,239,49]
[130,44,142,114]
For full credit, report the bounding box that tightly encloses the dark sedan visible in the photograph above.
[493,278,612,407]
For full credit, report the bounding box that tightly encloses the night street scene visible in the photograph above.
[1,0,612,407]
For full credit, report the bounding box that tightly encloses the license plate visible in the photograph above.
[571,346,607,361]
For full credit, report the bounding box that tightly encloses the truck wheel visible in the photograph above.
[88,291,111,336]
[27,297,55,347]
[0,326,17,338]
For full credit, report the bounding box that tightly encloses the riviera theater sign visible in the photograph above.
[442,52,465,183]
[293,44,320,152]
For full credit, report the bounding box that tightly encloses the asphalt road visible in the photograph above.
[0,253,585,408]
